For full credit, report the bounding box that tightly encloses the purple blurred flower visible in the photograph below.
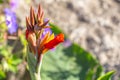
[6,20,10,25]
[10,0,19,10]
[41,18,52,38]
[44,18,49,26]
[42,28,52,36]
[4,8,18,34]
[63,39,72,47]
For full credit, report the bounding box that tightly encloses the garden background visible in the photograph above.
[0,0,120,80]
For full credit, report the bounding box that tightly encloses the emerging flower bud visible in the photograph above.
[26,29,36,54]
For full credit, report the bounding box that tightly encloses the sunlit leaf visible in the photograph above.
[50,23,62,34]
[0,46,10,57]
[0,70,6,80]
[8,55,22,66]
[97,71,115,80]
[19,34,27,46]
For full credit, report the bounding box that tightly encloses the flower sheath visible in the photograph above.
[26,5,64,63]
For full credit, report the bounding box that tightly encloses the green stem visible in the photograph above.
[27,47,43,80]
[35,54,43,80]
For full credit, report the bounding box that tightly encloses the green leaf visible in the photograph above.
[50,23,62,34]
[27,48,37,80]
[2,55,22,73]
[8,63,17,73]
[8,55,22,66]
[0,46,10,57]
[0,70,6,80]
[19,34,27,46]
[41,43,103,80]
[50,23,67,39]
[97,71,115,80]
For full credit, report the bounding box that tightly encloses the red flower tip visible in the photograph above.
[25,29,29,40]
[55,33,64,42]
[44,33,64,49]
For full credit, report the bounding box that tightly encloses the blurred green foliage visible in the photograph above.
[0,16,7,43]
[0,70,5,80]
[0,45,22,80]
[0,0,3,4]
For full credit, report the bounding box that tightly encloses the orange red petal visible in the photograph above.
[44,33,64,49]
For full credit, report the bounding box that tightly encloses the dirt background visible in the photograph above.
[8,0,120,80]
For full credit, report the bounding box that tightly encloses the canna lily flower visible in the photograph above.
[63,39,72,48]
[26,5,64,62]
